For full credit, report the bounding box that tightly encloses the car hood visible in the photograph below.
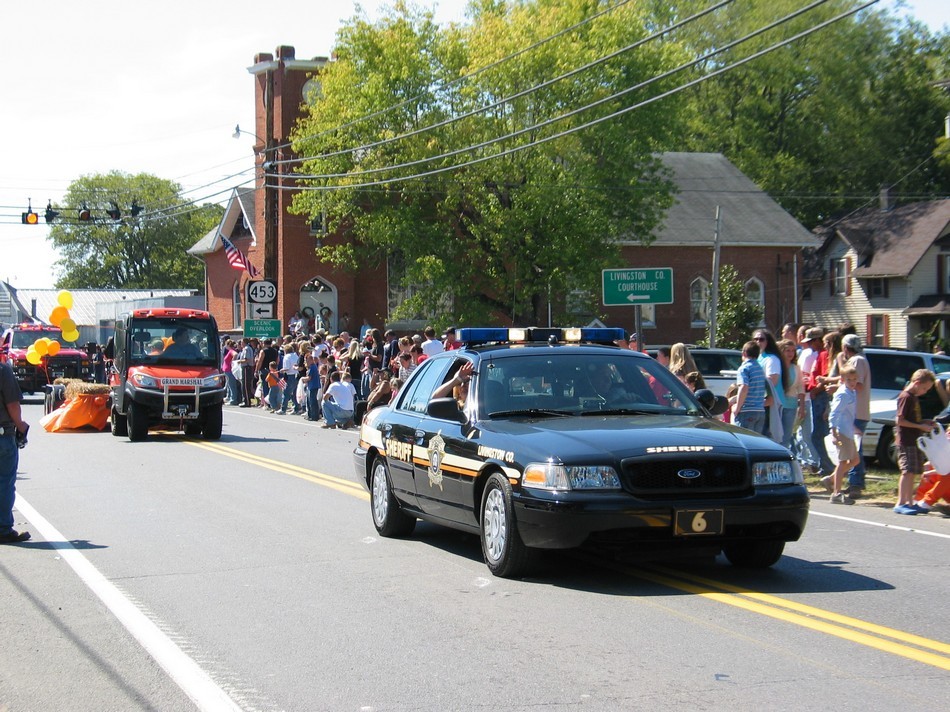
[474,414,788,464]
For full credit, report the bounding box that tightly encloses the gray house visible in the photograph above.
[802,198,950,349]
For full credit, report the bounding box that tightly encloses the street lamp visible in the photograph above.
[232,124,262,143]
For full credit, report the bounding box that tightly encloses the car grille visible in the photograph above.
[46,357,85,379]
[620,456,749,499]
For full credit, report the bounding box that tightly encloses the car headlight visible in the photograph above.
[131,373,158,388]
[752,460,803,486]
[202,374,225,388]
[523,463,621,491]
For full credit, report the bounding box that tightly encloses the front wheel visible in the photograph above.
[111,406,128,437]
[201,404,223,440]
[480,472,532,578]
[370,457,415,537]
[722,540,785,568]
[127,401,148,442]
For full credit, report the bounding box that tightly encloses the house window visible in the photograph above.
[832,257,850,295]
[745,278,765,325]
[232,281,242,329]
[868,314,888,346]
[690,277,709,326]
[866,278,888,298]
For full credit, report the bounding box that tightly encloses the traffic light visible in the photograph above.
[106,202,121,221]
[21,200,38,224]
[45,201,59,224]
[78,204,91,221]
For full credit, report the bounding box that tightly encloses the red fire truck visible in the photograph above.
[0,323,93,394]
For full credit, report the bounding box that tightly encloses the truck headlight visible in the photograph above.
[202,374,225,388]
[752,461,802,485]
[523,463,621,491]
[131,373,158,388]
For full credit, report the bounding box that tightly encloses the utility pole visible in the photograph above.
[709,205,722,348]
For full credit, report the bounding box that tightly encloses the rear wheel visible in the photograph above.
[370,457,415,537]
[202,404,223,440]
[875,426,897,470]
[127,401,148,442]
[480,472,532,578]
[111,406,128,437]
[722,540,785,568]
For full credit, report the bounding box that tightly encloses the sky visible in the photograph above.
[0,0,945,289]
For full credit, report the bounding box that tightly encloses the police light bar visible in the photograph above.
[457,327,626,346]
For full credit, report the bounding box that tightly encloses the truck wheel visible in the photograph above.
[127,401,148,442]
[723,540,785,568]
[111,407,128,437]
[480,472,532,578]
[202,404,223,440]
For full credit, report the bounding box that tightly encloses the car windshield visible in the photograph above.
[476,350,703,418]
[127,318,216,365]
[11,329,72,349]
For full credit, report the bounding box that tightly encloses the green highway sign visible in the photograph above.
[243,319,282,339]
[602,267,674,306]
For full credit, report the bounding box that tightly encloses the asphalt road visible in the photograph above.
[2,397,948,711]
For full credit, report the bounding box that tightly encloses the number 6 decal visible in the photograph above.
[691,511,707,533]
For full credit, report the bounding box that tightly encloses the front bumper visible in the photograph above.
[125,385,226,420]
[513,485,809,550]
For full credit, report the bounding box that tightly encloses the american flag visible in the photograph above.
[220,235,259,277]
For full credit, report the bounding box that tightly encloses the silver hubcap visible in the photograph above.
[372,462,389,525]
[483,487,507,562]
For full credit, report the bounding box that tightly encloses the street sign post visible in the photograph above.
[602,268,674,306]
[243,319,282,339]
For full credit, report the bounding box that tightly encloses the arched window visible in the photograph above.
[690,277,709,326]
[745,277,765,326]
[232,281,242,329]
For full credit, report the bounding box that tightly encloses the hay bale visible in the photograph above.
[64,381,112,400]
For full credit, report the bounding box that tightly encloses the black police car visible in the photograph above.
[354,327,809,578]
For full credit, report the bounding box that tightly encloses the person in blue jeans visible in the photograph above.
[0,361,30,544]
[731,341,767,435]
[303,354,322,421]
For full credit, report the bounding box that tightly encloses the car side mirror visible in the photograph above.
[427,397,466,423]
[695,388,729,416]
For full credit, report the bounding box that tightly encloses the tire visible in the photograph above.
[723,540,785,569]
[111,406,128,437]
[480,472,532,578]
[876,426,897,470]
[370,457,416,537]
[127,401,149,442]
[184,422,202,436]
[202,404,223,440]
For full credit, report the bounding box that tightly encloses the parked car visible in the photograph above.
[645,346,741,396]
[860,348,950,469]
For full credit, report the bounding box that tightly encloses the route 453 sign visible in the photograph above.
[245,279,277,319]
[602,268,673,306]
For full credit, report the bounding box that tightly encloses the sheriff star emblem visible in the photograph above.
[427,433,446,490]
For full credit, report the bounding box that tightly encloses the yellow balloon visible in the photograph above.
[33,338,48,356]
[26,350,42,365]
[63,329,80,342]
[60,317,76,333]
[49,305,69,326]
[47,341,61,356]
[57,290,74,310]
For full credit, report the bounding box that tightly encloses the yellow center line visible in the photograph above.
[187,439,950,671]
[185,440,369,501]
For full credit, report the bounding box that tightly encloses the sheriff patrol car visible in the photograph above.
[354,327,809,578]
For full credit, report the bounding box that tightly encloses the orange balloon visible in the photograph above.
[47,341,61,356]
[50,305,69,326]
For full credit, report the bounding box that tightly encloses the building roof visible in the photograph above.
[627,152,818,248]
[187,187,257,256]
[821,200,950,278]
[1,283,196,327]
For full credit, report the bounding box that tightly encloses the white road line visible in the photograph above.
[14,495,243,712]
[810,510,950,539]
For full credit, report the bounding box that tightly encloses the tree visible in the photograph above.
[707,264,762,349]
[49,171,222,289]
[290,0,687,326]
[673,0,950,226]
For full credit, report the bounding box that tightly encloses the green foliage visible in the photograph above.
[49,172,222,290]
[708,264,762,349]
[674,0,950,226]
[291,0,684,326]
